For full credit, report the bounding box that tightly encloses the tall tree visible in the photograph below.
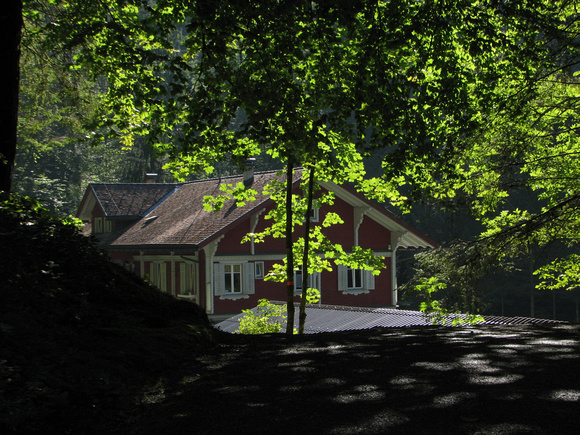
[0,0,23,197]
[21,0,580,323]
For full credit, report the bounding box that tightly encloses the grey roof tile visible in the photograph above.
[215,303,567,334]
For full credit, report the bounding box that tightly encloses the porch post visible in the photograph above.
[201,235,224,315]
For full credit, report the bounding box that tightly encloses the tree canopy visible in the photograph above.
[12,0,580,320]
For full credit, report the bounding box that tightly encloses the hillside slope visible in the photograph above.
[0,196,216,434]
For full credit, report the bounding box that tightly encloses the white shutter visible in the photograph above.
[364,269,375,291]
[214,263,225,296]
[337,264,347,291]
[244,262,255,294]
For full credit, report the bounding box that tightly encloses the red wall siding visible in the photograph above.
[358,216,391,251]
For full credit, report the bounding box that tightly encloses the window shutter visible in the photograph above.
[244,262,255,294]
[337,264,347,291]
[214,263,225,296]
[364,269,375,291]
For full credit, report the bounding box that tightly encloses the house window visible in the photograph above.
[294,266,320,294]
[310,207,319,222]
[303,207,319,223]
[224,264,242,294]
[295,266,303,292]
[255,261,265,279]
[149,261,167,292]
[179,263,197,297]
[104,219,112,233]
[214,262,255,297]
[337,264,375,293]
[94,217,103,233]
[347,267,363,289]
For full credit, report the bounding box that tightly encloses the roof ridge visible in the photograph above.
[181,168,289,186]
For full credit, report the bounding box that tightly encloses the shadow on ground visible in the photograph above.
[129,324,580,435]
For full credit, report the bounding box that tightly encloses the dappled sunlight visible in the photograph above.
[412,361,455,371]
[329,409,410,434]
[468,373,524,385]
[333,384,385,404]
[432,392,476,408]
[130,325,580,434]
[546,389,580,402]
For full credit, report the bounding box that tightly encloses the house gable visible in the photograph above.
[77,169,436,316]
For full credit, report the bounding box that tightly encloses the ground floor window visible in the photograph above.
[347,267,363,290]
[150,261,167,292]
[214,262,256,297]
[224,264,242,294]
[338,264,375,293]
[179,262,197,297]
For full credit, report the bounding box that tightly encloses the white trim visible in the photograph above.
[214,252,392,262]
[353,207,366,246]
[219,294,250,301]
[317,180,436,249]
[391,247,398,306]
[342,289,371,295]
[202,235,224,314]
[249,208,266,255]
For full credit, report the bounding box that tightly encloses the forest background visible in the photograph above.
[8,0,580,323]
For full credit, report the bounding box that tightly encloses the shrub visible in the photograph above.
[236,299,286,334]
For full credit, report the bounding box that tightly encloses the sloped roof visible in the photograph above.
[215,303,566,334]
[108,170,293,249]
[90,183,179,218]
[84,168,435,251]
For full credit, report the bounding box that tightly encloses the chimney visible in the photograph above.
[243,158,256,187]
[146,173,158,183]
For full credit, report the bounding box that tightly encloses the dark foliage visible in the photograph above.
[0,195,215,434]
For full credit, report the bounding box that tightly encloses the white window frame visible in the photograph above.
[179,262,198,298]
[294,266,304,293]
[347,267,363,290]
[294,266,320,294]
[224,263,243,294]
[338,264,375,294]
[255,261,265,279]
[149,261,167,292]
[309,207,319,223]
[303,207,320,223]
[214,262,255,299]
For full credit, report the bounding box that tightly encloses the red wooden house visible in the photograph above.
[76,168,435,318]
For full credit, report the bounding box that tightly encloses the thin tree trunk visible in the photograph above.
[0,0,23,197]
[285,161,295,335]
[298,166,315,334]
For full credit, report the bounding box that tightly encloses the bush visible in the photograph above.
[236,299,286,334]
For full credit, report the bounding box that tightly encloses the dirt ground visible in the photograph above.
[120,324,580,435]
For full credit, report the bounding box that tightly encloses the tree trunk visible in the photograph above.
[0,0,23,197]
[285,161,295,335]
[298,167,315,334]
